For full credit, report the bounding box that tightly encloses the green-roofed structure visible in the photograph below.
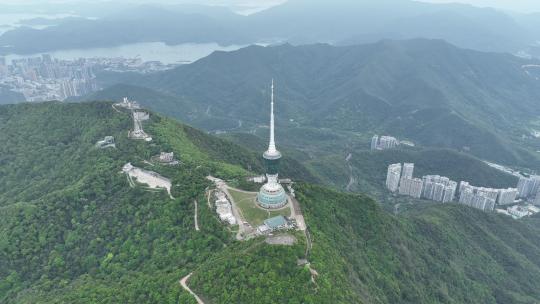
[264,215,288,230]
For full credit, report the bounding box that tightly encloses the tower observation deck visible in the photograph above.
[257,80,287,209]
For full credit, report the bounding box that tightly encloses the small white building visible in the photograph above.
[115,97,140,109]
[507,205,530,219]
[249,175,266,183]
[159,152,174,163]
[96,136,115,149]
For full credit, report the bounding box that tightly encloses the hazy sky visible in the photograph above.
[0,0,539,14]
[418,0,540,13]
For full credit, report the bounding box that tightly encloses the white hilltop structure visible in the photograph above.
[257,80,288,209]
[115,97,140,110]
[122,163,173,198]
[129,110,152,141]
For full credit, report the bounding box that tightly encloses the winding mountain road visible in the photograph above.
[345,153,356,192]
[180,273,205,304]
[194,200,200,231]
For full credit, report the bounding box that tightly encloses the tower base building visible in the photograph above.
[257,181,287,209]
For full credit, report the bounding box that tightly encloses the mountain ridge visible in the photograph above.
[1,0,540,56]
[110,39,540,168]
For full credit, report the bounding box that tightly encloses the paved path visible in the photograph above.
[223,186,250,240]
[345,153,356,192]
[290,197,306,231]
[180,273,205,304]
[111,104,122,113]
[206,189,213,208]
[194,200,200,231]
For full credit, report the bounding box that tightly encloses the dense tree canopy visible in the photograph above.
[1,101,539,303]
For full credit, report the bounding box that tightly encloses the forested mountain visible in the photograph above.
[246,0,532,52]
[102,40,540,168]
[1,101,539,303]
[2,0,540,56]
[0,101,308,303]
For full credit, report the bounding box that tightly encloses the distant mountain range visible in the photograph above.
[1,0,540,56]
[93,39,540,169]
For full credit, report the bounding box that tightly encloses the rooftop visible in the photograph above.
[264,215,287,229]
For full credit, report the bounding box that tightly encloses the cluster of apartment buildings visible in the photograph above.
[422,175,458,203]
[458,182,517,209]
[0,55,97,101]
[214,191,237,225]
[371,135,400,151]
[386,163,519,212]
[0,55,178,102]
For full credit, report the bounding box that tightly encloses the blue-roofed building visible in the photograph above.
[264,216,288,230]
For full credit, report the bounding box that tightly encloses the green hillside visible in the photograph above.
[1,102,539,303]
[187,184,540,303]
[0,101,251,303]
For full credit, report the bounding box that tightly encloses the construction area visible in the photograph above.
[123,163,174,199]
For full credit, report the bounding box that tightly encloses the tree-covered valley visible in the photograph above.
[0,101,539,303]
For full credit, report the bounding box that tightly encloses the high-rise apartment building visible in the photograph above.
[386,163,402,192]
[497,188,518,205]
[402,163,414,179]
[371,135,379,150]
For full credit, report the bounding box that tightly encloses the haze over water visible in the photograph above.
[3,42,249,64]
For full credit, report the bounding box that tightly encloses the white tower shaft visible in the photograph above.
[268,79,277,154]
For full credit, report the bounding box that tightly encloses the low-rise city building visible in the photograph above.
[507,205,531,219]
